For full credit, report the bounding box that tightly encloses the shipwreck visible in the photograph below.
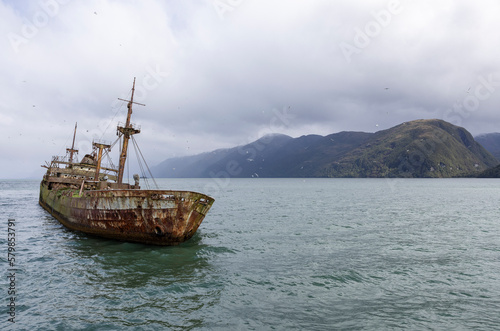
[39,78,214,245]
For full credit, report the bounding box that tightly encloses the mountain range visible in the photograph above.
[475,133,500,161]
[151,119,500,178]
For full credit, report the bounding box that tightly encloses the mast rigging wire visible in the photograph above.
[131,136,159,190]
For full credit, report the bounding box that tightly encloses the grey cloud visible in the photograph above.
[1,0,500,178]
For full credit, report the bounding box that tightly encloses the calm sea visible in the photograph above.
[1,178,500,330]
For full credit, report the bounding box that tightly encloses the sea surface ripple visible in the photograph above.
[1,178,500,330]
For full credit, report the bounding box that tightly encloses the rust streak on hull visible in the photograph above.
[39,78,215,246]
[39,182,214,245]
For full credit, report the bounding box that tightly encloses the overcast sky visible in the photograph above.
[1,0,500,179]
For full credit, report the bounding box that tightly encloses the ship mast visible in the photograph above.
[66,122,78,164]
[116,78,145,184]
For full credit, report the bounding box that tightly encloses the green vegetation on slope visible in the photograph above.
[152,119,499,178]
[478,164,500,178]
[321,119,498,177]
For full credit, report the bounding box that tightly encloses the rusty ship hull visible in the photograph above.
[39,78,215,245]
[39,181,214,245]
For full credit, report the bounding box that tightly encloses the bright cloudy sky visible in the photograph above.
[1,0,500,179]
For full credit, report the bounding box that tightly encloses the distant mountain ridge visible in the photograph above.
[475,132,500,178]
[152,119,499,178]
[475,133,500,161]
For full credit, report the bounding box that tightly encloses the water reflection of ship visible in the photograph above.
[62,232,212,290]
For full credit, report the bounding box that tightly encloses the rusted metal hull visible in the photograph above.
[39,181,214,245]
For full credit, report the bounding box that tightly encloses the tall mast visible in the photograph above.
[116,78,145,184]
[66,122,78,164]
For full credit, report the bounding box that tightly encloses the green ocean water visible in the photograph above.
[1,178,500,330]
